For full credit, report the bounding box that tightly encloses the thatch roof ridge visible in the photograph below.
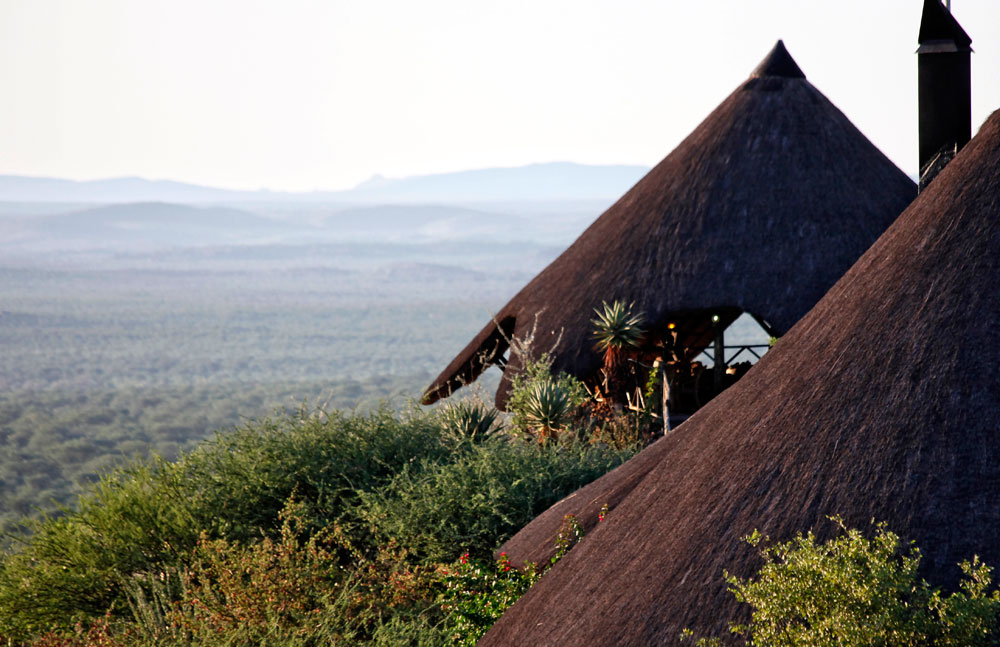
[480,109,1000,647]
[423,42,915,407]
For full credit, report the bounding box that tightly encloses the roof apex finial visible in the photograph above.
[750,40,806,80]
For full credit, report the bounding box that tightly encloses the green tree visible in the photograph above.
[688,517,1000,647]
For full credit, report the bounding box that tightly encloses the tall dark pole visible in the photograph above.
[917,0,972,190]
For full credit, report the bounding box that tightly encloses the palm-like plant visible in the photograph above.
[591,300,646,374]
[440,401,501,444]
[521,379,574,443]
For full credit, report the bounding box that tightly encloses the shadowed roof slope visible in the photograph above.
[423,41,915,407]
[480,109,1000,647]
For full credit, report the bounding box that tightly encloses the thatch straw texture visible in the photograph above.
[480,108,1000,647]
[423,41,915,407]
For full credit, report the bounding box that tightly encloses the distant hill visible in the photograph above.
[0,199,607,255]
[342,162,649,202]
[0,176,249,204]
[0,202,295,251]
[0,162,649,204]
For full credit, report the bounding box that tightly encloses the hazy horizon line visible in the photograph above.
[0,160,654,195]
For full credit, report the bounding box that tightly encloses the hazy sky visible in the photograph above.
[2,0,998,192]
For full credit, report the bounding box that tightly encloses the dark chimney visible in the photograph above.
[917,0,972,191]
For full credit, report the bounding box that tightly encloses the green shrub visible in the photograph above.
[0,403,631,645]
[179,405,451,541]
[20,499,448,647]
[357,438,632,564]
[120,499,443,647]
[0,459,198,641]
[442,552,541,646]
[366,614,450,647]
[686,517,1000,647]
[0,406,452,641]
[120,509,349,646]
[505,355,588,441]
[441,513,587,646]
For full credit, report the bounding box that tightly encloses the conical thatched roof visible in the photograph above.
[481,109,1000,647]
[423,41,915,407]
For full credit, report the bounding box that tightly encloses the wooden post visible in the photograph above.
[660,362,671,434]
[713,315,724,393]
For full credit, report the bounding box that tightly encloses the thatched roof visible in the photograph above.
[423,41,915,407]
[481,108,1000,647]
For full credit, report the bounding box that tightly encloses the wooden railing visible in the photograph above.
[699,344,771,367]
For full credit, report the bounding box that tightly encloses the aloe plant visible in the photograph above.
[521,379,574,443]
[591,301,646,407]
[591,300,646,369]
[439,401,501,444]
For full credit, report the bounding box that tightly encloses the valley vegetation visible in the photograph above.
[0,198,774,644]
[0,386,639,645]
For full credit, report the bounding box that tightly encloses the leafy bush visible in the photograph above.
[121,499,443,647]
[442,552,541,646]
[18,499,449,647]
[357,438,631,564]
[0,459,199,640]
[686,517,1000,647]
[126,502,352,646]
[0,406,452,641]
[178,405,451,541]
[0,402,632,645]
[441,512,587,646]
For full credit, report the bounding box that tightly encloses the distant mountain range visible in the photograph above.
[0,162,649,205]
[0,199,609,253]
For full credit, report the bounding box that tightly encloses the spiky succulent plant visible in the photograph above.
[592,300,646,370]
[521,379,574,443]
[439,401,501,444]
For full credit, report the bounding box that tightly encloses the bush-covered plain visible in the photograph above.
[0,241,529,533]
